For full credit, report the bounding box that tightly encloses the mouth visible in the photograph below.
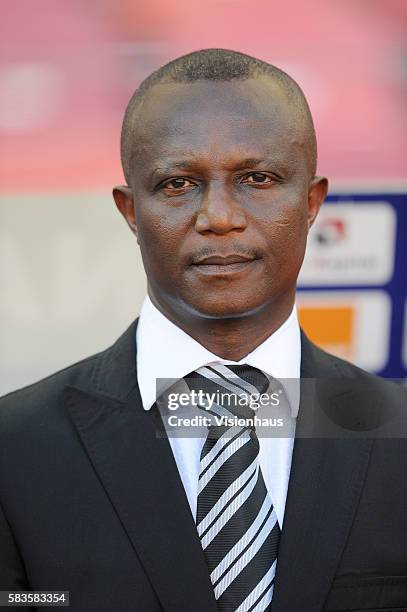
[191,254,258,276]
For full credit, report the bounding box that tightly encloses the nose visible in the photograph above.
[195,182,247,235]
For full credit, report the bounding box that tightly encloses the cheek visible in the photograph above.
[136,207,186,279]
[261,197,308,255]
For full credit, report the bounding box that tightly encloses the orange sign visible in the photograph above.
[298,305,354,360]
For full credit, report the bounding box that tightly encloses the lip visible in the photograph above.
[193,254,255,265]
[191,254,258,276]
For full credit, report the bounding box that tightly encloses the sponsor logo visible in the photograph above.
[314,217,346,246]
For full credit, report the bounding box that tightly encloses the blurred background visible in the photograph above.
[1,0,406,395]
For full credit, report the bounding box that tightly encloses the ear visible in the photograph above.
[113,185,139,243]
[307,176,328,231]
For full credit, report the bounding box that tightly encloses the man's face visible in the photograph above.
[114,77,327,320]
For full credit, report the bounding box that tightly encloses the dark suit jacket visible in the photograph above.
[0,319,406,612]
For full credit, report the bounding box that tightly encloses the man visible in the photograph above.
[0,49,406,612]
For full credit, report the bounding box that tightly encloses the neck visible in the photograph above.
[148,290,296,361]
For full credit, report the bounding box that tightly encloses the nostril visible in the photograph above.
[195,205,247,235]
[195,212,211,233]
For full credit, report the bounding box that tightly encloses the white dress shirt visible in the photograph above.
[136,295,301,528]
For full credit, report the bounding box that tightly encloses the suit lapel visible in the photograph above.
[65,320,218,612]
[271,333,373,611]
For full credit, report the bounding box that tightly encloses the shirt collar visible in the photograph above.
[136,295,301,413]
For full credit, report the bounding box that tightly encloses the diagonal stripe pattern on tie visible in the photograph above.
[184,364,281,612]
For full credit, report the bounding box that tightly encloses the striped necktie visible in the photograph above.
[184,363,281,612]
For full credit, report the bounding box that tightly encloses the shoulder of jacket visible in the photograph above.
[0,348,108,430]
[303,335,406,399]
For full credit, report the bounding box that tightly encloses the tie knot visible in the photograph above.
[184,363,270,422]
[226,364,270,395]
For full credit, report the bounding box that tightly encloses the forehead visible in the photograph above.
[132,78,307,169]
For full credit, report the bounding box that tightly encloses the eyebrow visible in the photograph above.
[150,157,271,179]
[151,162,193,179]
[237,158,268,168]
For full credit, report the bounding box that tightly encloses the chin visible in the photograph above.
[183,294,267,320]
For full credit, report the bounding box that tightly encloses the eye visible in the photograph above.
[241,172,273,185]
[161,177,196,191]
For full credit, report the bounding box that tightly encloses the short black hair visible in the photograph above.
[120,48,317,184]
